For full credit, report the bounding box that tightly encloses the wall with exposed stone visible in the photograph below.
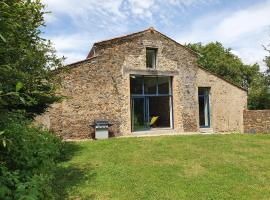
[35,29,248,139]
[35,56,125,139]
[196,67,247,133]
[244,110,270,133]
[119,30,201,133]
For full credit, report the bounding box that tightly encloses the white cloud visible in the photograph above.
[43,0,128,35]
[42,0,215,26]
[49,34,89,53]
[42,0,270,69]
[43,12,57,24]
[43,0,125,17]
[42,0,216,64]
[61,52,86,65]
[48,33,93,64]
[125,0,154,17]
[168,0,215,6]
[176,0,270,71]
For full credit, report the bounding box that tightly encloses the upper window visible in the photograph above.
[146,48,157,68]
[130,76,171,95]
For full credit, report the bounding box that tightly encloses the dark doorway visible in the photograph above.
[198,87,210,128]
[149,96,170,128]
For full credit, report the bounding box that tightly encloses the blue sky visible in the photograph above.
[42,0,270,70]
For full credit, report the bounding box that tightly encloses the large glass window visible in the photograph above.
[144,77,157,94]
[158,77,170,94]
[149,96,170,128]
[130,76,143,94]
[132,98,147,131]
[130,75,173,131]
[130,76,171,95]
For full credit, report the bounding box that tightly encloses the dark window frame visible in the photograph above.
[130,75,173,131]
[146,48,157,69]
[198,87,211,128]
[130,75,171,96]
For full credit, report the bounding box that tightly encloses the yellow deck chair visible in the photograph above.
[150,116,159,126]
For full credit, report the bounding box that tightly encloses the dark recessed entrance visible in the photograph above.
[198,87,210,128]
[130,76,173,131]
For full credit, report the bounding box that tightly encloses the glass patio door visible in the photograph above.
[130,75,173,132]
[198,87,210,128]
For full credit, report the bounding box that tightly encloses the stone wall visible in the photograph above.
[120,30,200,132]
[196,67,247,132]
[35,29,248,139]
[244,110,270,133]
[35,56,125,139]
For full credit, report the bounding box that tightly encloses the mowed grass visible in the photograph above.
[55,134,270,200]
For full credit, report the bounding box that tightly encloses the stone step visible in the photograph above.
[199,128,214,134]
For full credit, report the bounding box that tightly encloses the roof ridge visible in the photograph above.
[152,29,199,56]
[65,56,96,67]
[93,27,153,45]
[87,27,199,58]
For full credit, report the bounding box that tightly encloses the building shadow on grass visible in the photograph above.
[53,142,97,199]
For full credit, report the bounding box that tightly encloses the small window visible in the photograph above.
[146,48,157,68]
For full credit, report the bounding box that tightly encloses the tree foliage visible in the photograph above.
[0,0,62,116]
[264,42,270,84]
[0,1,64,199]
[187,42,270,110]
[248,75,270,109]
[0,113,62,199]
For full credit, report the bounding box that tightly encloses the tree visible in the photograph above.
[0,0,62,116]
[248,74,270,109]
[187,42,260,89]
[0,2,64,198]
[187,42,270,109]
[264,41,270,84]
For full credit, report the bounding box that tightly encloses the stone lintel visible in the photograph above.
[124,68,179,76]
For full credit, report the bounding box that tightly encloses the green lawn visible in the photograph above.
[55,134,270,200]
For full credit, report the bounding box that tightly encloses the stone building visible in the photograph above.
[36,28,247,139]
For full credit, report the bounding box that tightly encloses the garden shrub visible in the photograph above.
[0,112,62,199]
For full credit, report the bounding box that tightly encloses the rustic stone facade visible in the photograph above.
[35,28,247,139]
[197,68,247,132]
[244,110,270,133]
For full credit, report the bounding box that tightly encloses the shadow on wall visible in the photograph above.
[53,142,97,199]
